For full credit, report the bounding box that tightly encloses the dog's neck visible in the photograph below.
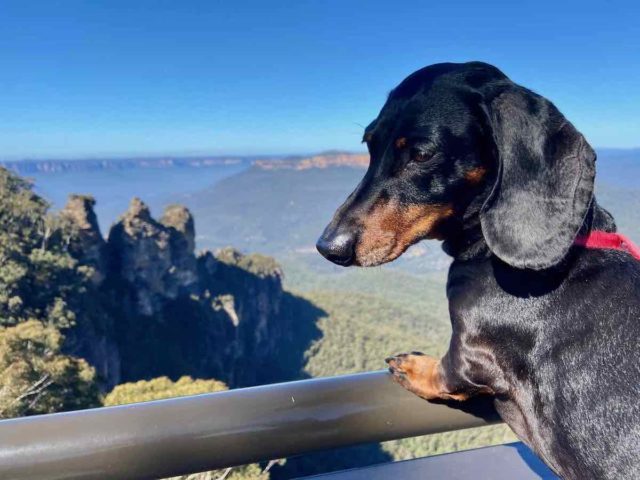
[441,184,492,261]
[441,196,616,263]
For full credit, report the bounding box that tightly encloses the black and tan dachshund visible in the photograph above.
[316,62,640,479]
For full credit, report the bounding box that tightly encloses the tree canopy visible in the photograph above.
[104,375,227,406]
[0,167,92,329]
[0,320,100,418]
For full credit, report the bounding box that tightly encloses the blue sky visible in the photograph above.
[1,0,638,159]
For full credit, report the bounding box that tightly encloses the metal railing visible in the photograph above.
[0,371,501,480]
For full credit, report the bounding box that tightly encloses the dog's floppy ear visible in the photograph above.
[479,85,596,270]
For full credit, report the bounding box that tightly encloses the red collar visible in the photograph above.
[574,230,640,260]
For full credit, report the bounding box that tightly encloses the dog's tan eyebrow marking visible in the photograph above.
[465,166,487,185]
[395,137,407,149]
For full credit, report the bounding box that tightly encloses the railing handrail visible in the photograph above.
[0,370,501,480]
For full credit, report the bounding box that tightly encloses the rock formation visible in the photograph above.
[62,196,311,390]
[59,195,107,285]
[108,198,199,316]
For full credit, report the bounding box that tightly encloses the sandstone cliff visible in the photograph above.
[62,196,320,390]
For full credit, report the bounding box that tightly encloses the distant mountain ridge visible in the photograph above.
[0,156,252,174]
[0,151,368,175]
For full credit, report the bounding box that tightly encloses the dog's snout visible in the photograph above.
[316,229,356,266]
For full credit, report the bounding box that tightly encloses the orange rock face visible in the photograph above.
[254,152,368,170]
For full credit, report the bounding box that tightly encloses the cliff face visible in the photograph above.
[62,196,314,390]
[59,195,121,387]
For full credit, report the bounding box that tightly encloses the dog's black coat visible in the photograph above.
[317,62,640,479]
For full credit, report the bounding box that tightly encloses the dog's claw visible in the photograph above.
[386,357,403,371]
[388,366,406,382]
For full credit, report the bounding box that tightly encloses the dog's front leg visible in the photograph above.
[385,351,471,401]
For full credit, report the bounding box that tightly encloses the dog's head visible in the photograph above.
[317,62,595,270]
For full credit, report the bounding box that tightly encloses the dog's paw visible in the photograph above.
[385,352,469,401]
[385,351,439,400]
[386,351,471,401]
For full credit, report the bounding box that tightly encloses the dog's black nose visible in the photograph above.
[316,230,356,266]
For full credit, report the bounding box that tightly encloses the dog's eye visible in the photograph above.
[410,148,433,163]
